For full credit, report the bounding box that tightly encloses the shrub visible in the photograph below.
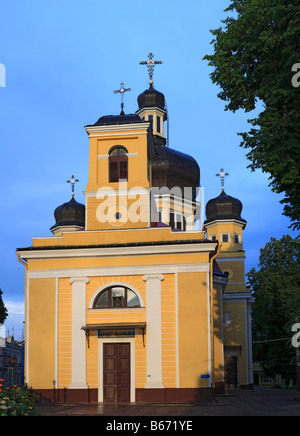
[0,380,39,416]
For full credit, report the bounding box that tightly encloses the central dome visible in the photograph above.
[151,146,200,201]
[137,85,166,111]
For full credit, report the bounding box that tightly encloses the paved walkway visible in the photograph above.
[36,387,300,416]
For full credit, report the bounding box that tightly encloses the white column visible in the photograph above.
[69,277,89,389]
[143,274,164,388]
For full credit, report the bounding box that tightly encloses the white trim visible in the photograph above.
[18,242,217,260]
[98,337,135,402]
[98,152,139,159]
[85,187,150,197]
[51,225,84,235]
[88,281,145,309]
[203,219,246,229]
[143,274,164,389]
[85,123,149,135]
[216,256,246,262]
[223,292,254,302]
[69,277,90,390]
[91,132,147,138]
[26,263,211,279]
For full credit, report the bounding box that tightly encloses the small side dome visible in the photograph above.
[50,197,85,234]
[137,85,166,111]
[204,191,246,226]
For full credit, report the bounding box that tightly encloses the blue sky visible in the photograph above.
[0,0,296,339]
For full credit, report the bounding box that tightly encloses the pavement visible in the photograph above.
[36,386,300,416]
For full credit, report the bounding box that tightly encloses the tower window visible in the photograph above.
[234,234,240,244]
[157,115,161,133]
[221,233,230,243]
[225,312,231,327]
[109,147,128,182]
[148,115,153,129]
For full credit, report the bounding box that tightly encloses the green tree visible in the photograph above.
[247,235,300,380]
[0,289,8,325]
[204,0,300,231]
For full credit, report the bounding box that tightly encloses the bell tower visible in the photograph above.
[203,169,247,293]
[136,52,167,144]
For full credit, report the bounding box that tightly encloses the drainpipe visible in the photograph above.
[16,252,28,271]
[209,242,221,401]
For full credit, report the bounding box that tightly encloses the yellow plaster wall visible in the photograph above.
[161,274,177,388]
[178,272,210,388]
[57,278,72,389]
[213,284,224,384]
[223,300,248,384]
[28,278,56,389]
[206,222,244,251]
[86,194,150,231]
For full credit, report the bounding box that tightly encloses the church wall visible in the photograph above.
[53,272,179,395]
[217,259,247,293]
[27,278,56,389]
[85,129,150,193]
[177,272,210,388]
[57,278,72,389]
[213,283,225,389]
[161,274,177,388]
[86,194,151,231]
[223,300,248,385]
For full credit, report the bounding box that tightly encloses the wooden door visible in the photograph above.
[103,343,130,402]
[224,356,238,389]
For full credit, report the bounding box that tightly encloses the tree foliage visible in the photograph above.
[0,289,8,325]
[204,0,300,231]
[247,235,300,379]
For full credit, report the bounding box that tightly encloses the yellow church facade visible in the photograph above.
[17,57,254,403]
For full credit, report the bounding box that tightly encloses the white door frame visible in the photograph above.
[98,337,136,402]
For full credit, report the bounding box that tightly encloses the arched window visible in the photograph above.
[109,147,128,182]
[93,286,141,308]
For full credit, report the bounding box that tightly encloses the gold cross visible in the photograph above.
[113,82,131,115]
[67,175,79,197]
[139,52,163,86]
[215,168,230,191]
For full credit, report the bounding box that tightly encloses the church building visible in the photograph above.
[16,53,254,403]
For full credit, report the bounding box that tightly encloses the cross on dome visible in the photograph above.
[113,82,131,115]
[139,52,163,86]
[215,168,229,191]
[67,175,79,197]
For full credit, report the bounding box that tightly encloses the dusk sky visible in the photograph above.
[0,0,296,339]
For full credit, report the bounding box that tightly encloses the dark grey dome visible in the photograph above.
[50,197,85,231]
[151,146,200,201]
[137,85,166,113]
[204,191,246,226]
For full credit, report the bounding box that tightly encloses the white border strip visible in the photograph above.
[27,263,210,279]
